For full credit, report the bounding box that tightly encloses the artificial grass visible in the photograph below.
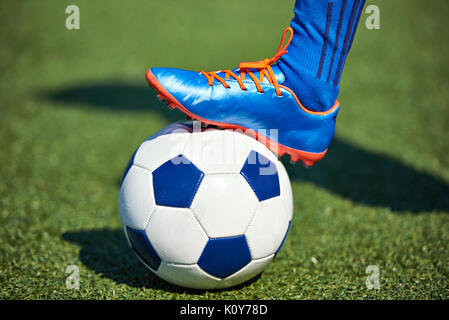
[0,0,448,299]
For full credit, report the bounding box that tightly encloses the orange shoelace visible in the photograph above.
[200,27,294,97]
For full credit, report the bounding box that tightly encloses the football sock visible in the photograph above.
[278,0,366,112]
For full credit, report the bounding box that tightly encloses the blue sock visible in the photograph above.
[278,0,366,112]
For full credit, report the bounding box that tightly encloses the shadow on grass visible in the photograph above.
[62,228,260,292]
[45,82,449,213]
[44,81,181,123]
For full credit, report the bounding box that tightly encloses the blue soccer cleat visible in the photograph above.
[146,27,340,167]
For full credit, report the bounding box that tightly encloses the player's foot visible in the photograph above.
[146,27,340,167]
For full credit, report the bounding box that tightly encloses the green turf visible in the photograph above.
[1,0,448,299]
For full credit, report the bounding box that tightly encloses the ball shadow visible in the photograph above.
[62,228,261,292]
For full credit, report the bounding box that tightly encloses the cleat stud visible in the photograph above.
[289,153,300,163]
[157,94,168,104]
[301,160,314,169]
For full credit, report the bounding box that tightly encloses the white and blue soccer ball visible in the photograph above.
[118,122,293,289]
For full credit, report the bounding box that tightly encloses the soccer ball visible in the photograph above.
[118,121,293,289]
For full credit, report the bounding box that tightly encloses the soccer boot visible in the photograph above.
[146,27,340,167]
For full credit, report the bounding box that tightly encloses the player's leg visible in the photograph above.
[146,0,366,166]
[279,0,366,112]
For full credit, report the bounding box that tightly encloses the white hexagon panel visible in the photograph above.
[191,173,259,238]
[133,132,191,172]
[245,197,291,260]
[118,165,155,230]
[277,161,294,221]
[157,262,221,290]
[182,130,253,174]
[146,207,208,264]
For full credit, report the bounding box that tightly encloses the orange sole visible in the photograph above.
[145,69,327,167]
